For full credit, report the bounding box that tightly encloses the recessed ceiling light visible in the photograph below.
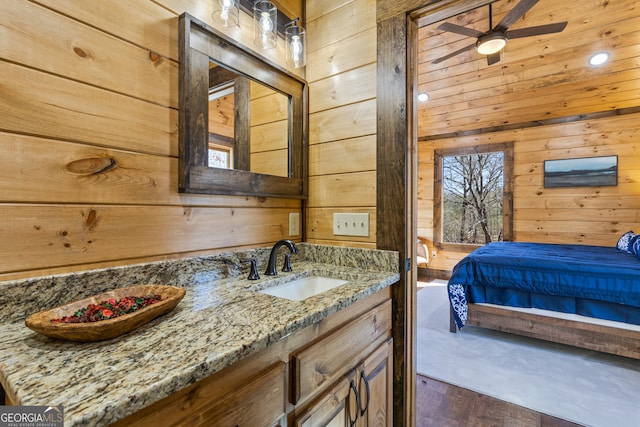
[589,52,610,66]
[418,93,430,102]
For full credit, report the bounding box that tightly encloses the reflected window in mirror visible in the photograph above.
[208,72,235,169]
[208,143,233,169]
[206,61,289,178]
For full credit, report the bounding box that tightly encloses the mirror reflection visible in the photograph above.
[207,61,289,178]
[179,12,306,199]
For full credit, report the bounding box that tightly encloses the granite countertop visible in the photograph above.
[0,244,399,426]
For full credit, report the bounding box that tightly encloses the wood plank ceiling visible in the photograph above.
[417,0,640,139]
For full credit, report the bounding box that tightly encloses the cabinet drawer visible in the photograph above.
[198,361,286,426]
[290,299,391,405]
[113,361,286,427]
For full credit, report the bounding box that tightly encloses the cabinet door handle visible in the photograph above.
[359,370,370,416]
[348,379,360,427]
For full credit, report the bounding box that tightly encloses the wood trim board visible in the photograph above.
[453,303,640,360]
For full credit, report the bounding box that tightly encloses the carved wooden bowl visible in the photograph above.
[25,285,186,342]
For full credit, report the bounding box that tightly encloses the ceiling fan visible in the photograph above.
[432,0,568,66]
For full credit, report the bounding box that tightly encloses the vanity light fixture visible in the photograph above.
[254,0,278,49]
[285,18,306,68]
[212,0,239,27]
[589,52,610,66]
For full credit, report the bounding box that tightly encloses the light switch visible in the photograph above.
[333,213,369,237]
[289,212,300,236]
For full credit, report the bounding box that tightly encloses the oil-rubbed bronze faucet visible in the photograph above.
[242,259,260,280]
[265,239,298,276]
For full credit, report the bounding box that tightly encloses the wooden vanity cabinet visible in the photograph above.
[358,338,393,426]
[111,361,287,427]
[111,288,392,427]
[292,338,393,427]
[191,362,287,427]
[292,373,352,427]
[290,299,392,406]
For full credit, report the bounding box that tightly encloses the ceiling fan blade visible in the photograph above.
[431,42,477,64]
[437,22,486,39]
[505,22,568,39]
[487,52,501,65]
[494,0,539,32]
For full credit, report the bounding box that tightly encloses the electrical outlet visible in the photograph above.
[289,212,300,236]
[333,213,369,237]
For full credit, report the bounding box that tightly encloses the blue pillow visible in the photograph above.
[616,231,635,252]
[629,234,640,254]
[633,238,640,256]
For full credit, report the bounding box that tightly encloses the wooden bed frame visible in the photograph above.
[450,303,640,360]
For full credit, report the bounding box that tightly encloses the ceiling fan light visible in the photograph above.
[476,33,507,55]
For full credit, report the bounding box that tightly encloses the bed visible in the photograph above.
[447,240,640,359]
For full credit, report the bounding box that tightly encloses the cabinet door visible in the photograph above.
[293,374,350,427]
[358,338,393,427]
[294,339,393,427]
[295,369,371,427]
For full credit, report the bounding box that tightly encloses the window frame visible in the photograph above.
[434,142,514,253]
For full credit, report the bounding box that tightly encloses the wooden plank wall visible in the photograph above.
[250,82,289,177]
[0,0,302,280]
[305,0,378,248]
[416,0,640,272]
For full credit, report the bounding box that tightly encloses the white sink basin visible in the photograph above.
[259,276,349,301]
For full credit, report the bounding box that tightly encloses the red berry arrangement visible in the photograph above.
[51,294,162,323]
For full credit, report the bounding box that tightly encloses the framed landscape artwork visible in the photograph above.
[544,155,618,188]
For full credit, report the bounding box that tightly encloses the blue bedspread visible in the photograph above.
[448,242,640,329]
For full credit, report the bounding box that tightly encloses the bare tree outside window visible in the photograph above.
[434,142,513,251]
[442,152,504,244]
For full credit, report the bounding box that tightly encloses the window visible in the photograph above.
[434,143,513,252]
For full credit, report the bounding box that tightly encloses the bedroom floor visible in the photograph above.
[416,375,583,427]
[416,272,584,426]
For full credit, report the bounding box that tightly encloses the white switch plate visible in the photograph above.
[289,212,300,236]
[333,213,369,237]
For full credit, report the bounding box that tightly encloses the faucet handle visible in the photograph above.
[282,253,292,272]
[242,259,260,280]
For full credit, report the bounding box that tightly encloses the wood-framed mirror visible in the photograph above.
[178,13,307,198]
